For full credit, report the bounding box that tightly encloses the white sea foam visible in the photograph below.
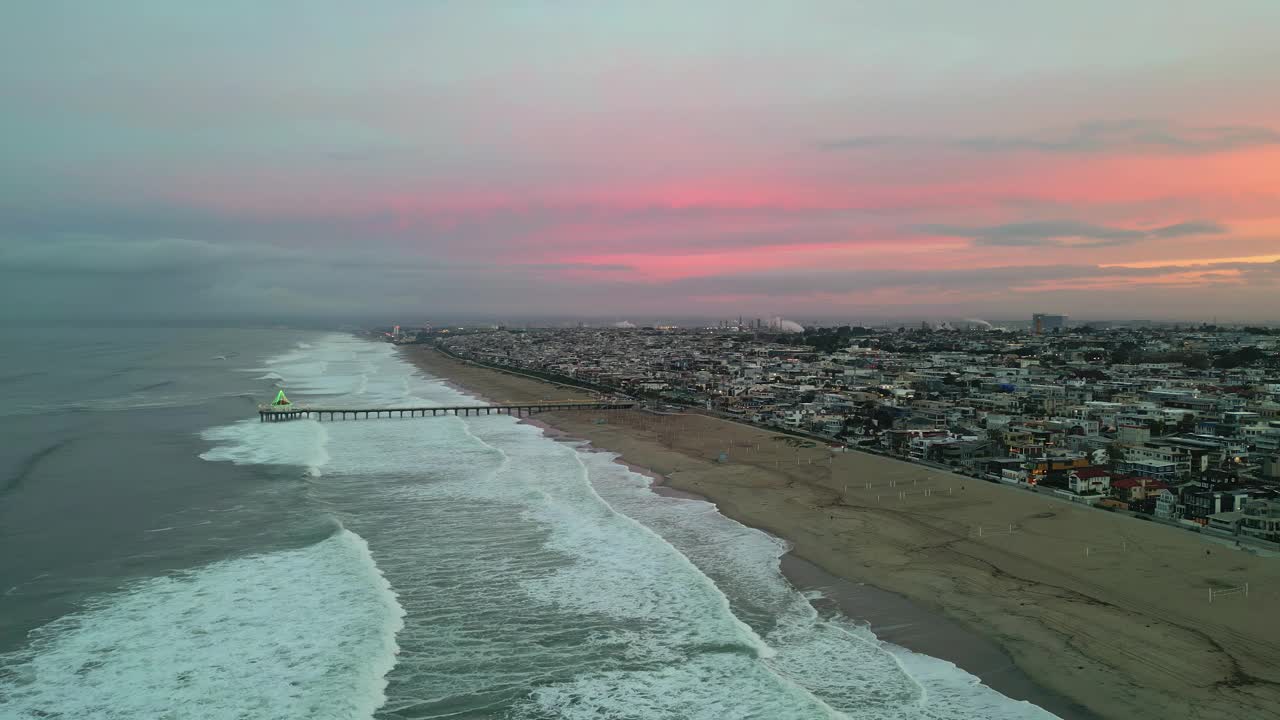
[576,445,1059,719]
[462,420,775,662]
[186,332,1059,719]
[513,653,844,720]
[887,645,1058,719]
[0,530,405,720]
[200,417,330,477]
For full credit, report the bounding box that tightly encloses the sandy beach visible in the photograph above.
[406,345,1280,720]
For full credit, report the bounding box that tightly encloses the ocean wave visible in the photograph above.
[130,380,175,393]
[0,529,405,720]
[513,652,844,720]
[573,442,1060,719]
[180,331,1057,719]
[2,391,242,416]
[1,439,75,497]
[0,370,49,385]
[200,418,330,478]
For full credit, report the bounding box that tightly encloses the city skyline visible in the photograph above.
[3,2,1280,323]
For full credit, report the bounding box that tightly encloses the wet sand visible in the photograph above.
[650,480,1093,719]
[778,554,1097,720]
[532,415,1090,716]
[404,345,1280,720]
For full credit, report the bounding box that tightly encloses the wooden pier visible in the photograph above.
[258,401,634,422]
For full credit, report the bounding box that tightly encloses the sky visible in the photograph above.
[3,1,1280,324]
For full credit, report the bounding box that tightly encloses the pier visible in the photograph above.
[258,401,634,422]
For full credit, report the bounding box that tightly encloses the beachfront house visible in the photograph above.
[1240,499,1280,543]
[1068,467,1111,494]
[1110,476,1170,503]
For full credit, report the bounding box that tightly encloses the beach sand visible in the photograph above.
[405,346,1280,720]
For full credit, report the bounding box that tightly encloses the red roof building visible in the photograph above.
[1110,475,1170,501]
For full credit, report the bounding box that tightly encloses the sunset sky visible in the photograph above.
[3,1,1279,323]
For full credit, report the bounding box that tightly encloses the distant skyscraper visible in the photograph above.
[1032,313,1068,334]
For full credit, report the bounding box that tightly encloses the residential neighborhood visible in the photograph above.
[402,319,1280,548]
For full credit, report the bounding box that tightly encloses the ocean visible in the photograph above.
[0,329,1058,719]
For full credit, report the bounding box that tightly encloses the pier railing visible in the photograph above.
[258,401,634,422]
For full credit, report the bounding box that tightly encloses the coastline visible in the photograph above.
[402,344,1280,720]
[529,418,1091,719]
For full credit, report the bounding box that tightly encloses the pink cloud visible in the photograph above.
[132,116,1280,303]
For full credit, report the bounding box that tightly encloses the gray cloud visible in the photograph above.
[822,120,1280,155]
[515,262,635,272]
[655,264,1110,297]
[0,235,301,274]
[3,232,1274,325]
[0,233,645,322]
[1148,221,1227,238]
[1237,259,1280,281]
[652,260,1269,300]
[914,219,1226,247]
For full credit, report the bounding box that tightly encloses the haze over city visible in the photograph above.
[3,1,1279,323]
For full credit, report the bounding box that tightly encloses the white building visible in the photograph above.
[1124,443,1195,476]
[1154,489,1180,520]
[1068,469,1111,494]
[1240,422,1280,453]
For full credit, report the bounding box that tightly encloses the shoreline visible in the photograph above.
[523,414,1091,719]
[422,365,1067,707]
[401,344,1280,720]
